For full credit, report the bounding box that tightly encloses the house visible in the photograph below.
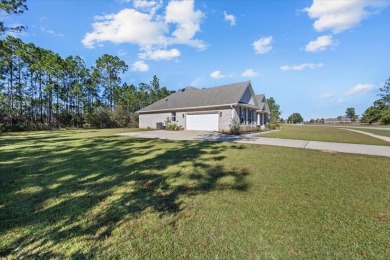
[324,116,352,124]
[137,81,270,131]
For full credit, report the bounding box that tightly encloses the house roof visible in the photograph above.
[255,94,270,113]
[137,81,269,113]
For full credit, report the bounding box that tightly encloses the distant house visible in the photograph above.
[324,116,352,124]
[137,81,270,131]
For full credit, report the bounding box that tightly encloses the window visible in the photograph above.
[171,112,176,122]
[254,111,256,124]
[240,107,244,124]
[248,110,252,124]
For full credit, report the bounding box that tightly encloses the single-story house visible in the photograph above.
[137,81,270,131]
[324,116,352,124]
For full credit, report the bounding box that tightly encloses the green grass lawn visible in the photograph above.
[260,125,390,145]
[1,129,389,258]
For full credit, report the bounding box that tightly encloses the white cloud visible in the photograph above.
[241,69,259,77]
[224,11,236,26]
[165,0,205,49]
[337,98,347,104]
[319,92,334,99]
[82,0,205,52]
[82,9,167,48]
[210,70,233,79]
[252,36,273,54]
[40,26,64,37]
[210,71,225,79]
[304,0,390,33]
[131,60,149,72]
[280,63,324,71]
[305,35,336,52]
[139,48,180,60]
[345,83,377,96]
[133,0,162,15]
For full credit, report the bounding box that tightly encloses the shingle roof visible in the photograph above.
[255,94,270,113]
[138,81,251,113]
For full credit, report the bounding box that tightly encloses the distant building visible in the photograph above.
[324,116,352,124]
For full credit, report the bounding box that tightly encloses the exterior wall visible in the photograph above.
[139,105,268,131]
[139,112,172,129]
[219,108,236,131]
[139,106,236,131]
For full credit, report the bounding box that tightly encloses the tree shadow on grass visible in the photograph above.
[0,134,249,258]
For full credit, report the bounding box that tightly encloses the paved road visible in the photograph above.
[116,130,390,157]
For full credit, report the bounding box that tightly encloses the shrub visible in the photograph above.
[266,122,280,130]
[85,107,115,128]
[166,123,183,131]
[84,105,139,129]
[239,124,262,134]
[229,119,240,135]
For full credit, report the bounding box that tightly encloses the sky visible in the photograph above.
[2,0,390,120]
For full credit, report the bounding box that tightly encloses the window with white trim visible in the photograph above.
[240,107,244,124]
[171,112,176,122]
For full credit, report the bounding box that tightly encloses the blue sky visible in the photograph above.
[3,0,390,120]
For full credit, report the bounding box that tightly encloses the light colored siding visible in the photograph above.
[139,106,236,131]
[218,108,236,131]
[139,113,171,129]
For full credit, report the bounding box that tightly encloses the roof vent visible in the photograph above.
[165,98,168,101]
[181,88,186,92]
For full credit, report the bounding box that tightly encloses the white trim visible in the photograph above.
[186,110,220,115]
[237,103,259,110]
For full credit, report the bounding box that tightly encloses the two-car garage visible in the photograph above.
[186,113,219,131]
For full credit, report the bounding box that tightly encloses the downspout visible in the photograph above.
[230,105,235,120]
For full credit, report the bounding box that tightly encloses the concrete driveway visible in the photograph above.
[116,130,390,157]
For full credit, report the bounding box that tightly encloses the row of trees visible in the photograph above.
[287,113,304,124]
[362,78,390,124]
[0,36,173,131]
[266,97,304,124]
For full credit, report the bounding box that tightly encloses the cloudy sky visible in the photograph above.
[3,0,390,119]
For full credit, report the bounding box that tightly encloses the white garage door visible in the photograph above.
[186,113,219,131]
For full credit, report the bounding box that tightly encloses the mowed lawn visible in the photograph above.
[0,129,389,258]
[260,125,390,145]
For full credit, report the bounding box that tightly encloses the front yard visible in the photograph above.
[0,129,389,258]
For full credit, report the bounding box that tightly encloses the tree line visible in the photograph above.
[0,36,173,131]
[362,78,390,124]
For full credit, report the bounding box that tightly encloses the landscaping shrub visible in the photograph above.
[240,125,260,133]
[166,123,183,131]
[229,119,240,135]
[266,122,280,130]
